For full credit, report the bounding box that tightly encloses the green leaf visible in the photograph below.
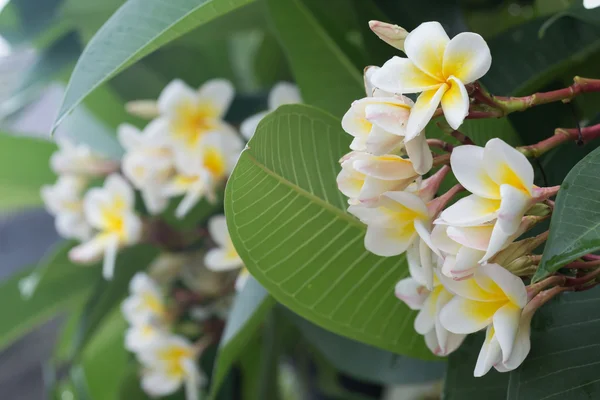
[535,146,600,281]
[284,308,445,385]
[209,277,275,398]
[266,0,363,117]
[0,132,56,211]
[445,287,600,399]
[225,104,431,358]
[482,16,600,95]
[539,3,600,37]
[55,0,256,127]
[0,241,98,351]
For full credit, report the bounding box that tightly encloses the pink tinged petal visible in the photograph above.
[395,277,429,310]
[437,194,500,227]
[368,21,409,52]
[442,32,492,84]
[353,154,417,180]
[452,246,485,279]
[359,177,407,205]
[431,225,460,255]
[240,111,268,140]
[480,222,513,263]
[364,66,396,97]
[371,56,443,94]
[405,84,448,141]
[364,225,417,256]
[414,219,441,260]
[342,98,372,140]
[197,78,235,117]
[434,289,467,355]
[415,287,442,334]
[407,241,427,285]
[474,326,502,377]
[493,302,522,362]
[364,100,411,136]
[364,125,405,155]
[157,79,197,115]
[441,76,469,130]
[500,313,532,371]
[102,234,119,280]
[424,328,442,356]
[497,184,531,235]
[479,263,528,308]
[268,82,301,109]
[418,237,434,289]
[439,296,502,334]
[451,144,501,199]
[484,138,534,195]
[404,21,450,81]
[405,132,433,175]
[447,224,494,251]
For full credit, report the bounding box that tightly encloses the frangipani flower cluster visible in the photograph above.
[338,20,563,376]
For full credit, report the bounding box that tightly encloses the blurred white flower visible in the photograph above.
[372,22,492,137]
[138,335,204,400]
[584,0,600,9]
[118,121,175,215]
[240,82,302,140]
[122,272,167,326]
[41,175,93,241]
[51,137,118,177]
[69,175,142,279]
[125,322,167,354]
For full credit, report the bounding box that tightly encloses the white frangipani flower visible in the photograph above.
[204,215,249,291]
[437,138,546,263]
[395,250,465,356]
[118,121,174,215]
[122,272,167,326]
[371,21,492,138]
[51,137,118,177]
[138,335,204,400]
[125,322,167,354]
[584,0,600,9]
[439,263,527,367]
[342,68,433,174]
[69,175,142,280]
[156,79,235,166]
[41,175,93,241]
[337,151,419,206]
[240,82,302,140]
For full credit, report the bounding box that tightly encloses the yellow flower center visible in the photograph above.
[173,101,218,148]
[159,345,193,379]
[203,146,226,178]
[100,195,127,237]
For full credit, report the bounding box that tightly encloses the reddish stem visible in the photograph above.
[427,139,454,152]
[565,267,600,286]
[564,259,600,269]
[518,123,600,158]
[583,254,600,261]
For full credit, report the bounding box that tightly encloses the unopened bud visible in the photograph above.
[492,228,548,267]
[526,203,551,217]
[125,100,160,119]
[504,255,540,277]
[368,20,409,52]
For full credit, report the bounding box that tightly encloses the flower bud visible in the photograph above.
[491,225,548,267]
[526,203,551,217]
[125,100,160,119]
[368,20,408,51]
[504,255,540,277]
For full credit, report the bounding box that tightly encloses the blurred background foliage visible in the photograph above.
[1,0,600,399]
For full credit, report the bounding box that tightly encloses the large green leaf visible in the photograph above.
[284,308,445,385]
[445,287,600,399]
[266,0,363,117]
[225,104,431,358]
[0,133,56,211]
[55,0,256,127]
[0,241,98,351]
[534,146,600,281]
[209,277,275,398]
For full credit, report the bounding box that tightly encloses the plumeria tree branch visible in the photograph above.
[518,123,600,158]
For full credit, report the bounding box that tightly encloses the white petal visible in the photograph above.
[479,263,527,308]
[268,82,302,109]
[240,111,268,140]
[584,0,600,8]
[450,145,500,199]
[404,21,450,81]
[359,177,407,205]
[443,32,492,84]
[493,302,522,362]
[437,194,499,227]
[69,236,107,264]
[451,246,485,279]
[353,154,416,180]
[364,225,416,256]
[364,100,411,136]
[382,190,429,216]
[117,123,143,150]
[105,174,135,208]
[500,313,532,371]
[434,288,466,355]
[440,76,469,130]
[122,212,143,245]
[157,79,197,115]
[480,222,512,263]
[439,272,505,302]
[364,125,405,155]
[405,85,448,141]
[404,132,433,175]
[497,184,531,235]
[371,56,443,94]
[418,237,434,289]
[474,326,502,377]
[424,328,441,355]
[342,99,372,140]
[364,66,394,97]
[208,215,229,246]
[414,290,438,334]
[176,185,205,219]
[439,296,499,334]
[141,369,182,397]
[102,234,119,280]
[394,277,428,310]
[204,248,242,271]
[142,188,169,215]
[197,78,235,117]
[484,138,534,195]
[407,241,427,285]
[235,268,251,292]
[446,225,494,251]
[431,225,460,255]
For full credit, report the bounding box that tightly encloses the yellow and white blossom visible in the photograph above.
[395,250,465,356]
[69,174,142,280]
[162,130,243,218]
[437,138,541,263]
[125,322,167,354]
[337,151,419,206]
[118,121,174,214]
[584,0,600,9]
[204,215,249,291]
[342,67,433,174]
[371,21,492,137]
[122,272,167,325]
[41,175,93,241]
[369,20,409,51]
[138,335,204,400]
[439,263,527,367]
[51,137,118,177]
[156,78,236,165]
[240,82,302,140]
